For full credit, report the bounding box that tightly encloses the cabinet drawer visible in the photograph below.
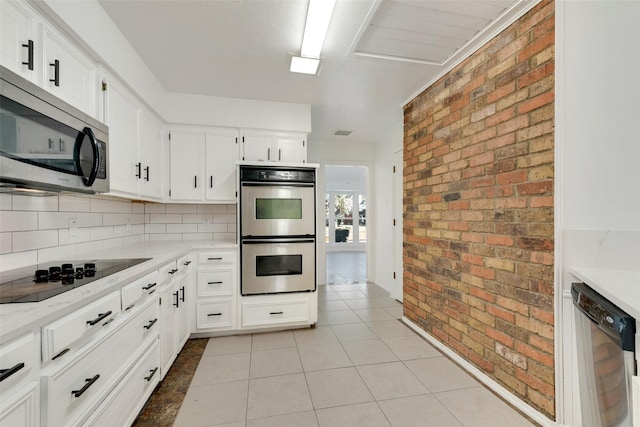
[84,340,160,427]
[121,270,159,310]
[41,298,158,427]
[198,250,236,266]
[0,381,39,427]
[158,261,178,286]
[197,270,232,297]
[177,254,194,271]
[196,300,234,330]
[242,299,309,328]
[42,291,120,361]
[0,332,37,394]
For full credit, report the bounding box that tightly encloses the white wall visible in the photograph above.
[559,0,640,231]
[373,121,403,296]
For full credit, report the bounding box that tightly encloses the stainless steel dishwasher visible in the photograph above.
[572,282,637,427]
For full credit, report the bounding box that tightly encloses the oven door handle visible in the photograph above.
[240,182,314,188]
[242,239,315,244]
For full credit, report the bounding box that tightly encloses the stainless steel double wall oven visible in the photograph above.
[240,165,316,296]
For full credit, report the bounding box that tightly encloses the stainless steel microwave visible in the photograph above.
[0,65,109,194]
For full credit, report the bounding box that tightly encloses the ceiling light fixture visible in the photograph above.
[290,0,336,75]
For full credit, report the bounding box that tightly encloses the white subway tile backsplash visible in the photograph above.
[0,250,38,271]
[149,234,182,241]
[197,204,228,214]
[166,204,198,214]
[167,224,198,233]
[144,204,166,213]
[145,224,166,234]
[13,230,58,252]
[12,195,59,211]
[183,233,213,241]
[58,228,92,245]
[0,194,12,210]
[59,195,91,212]
[149,214,182,224]
[182,213,213,224]
[213,213,236,223]
[0,233,12,254]
[38,212,103,230]
[1,197,236,266]
[0,211,38,232]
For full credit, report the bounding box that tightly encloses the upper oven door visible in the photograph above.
[241,182,315,237]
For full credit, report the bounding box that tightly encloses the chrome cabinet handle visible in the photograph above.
[22,40,34,70]
[72,374,99,398]
[87,311,112,326]
[0,363,25,382]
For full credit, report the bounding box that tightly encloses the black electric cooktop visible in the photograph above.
[0,258,150,304]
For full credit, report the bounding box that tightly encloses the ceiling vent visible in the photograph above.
[334,130,353,136]
[348,0,527,65]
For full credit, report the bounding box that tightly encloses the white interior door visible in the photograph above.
[392,149,403,302]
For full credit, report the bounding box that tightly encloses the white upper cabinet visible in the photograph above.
[242,131,306,163]
[0,0,97,118]
[41,25,97,118]
[102,71,163,200]
[0,0,40,82]
[169,127,239,203]
[169,129,205,201]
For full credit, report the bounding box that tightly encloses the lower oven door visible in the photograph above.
[241,238,316,296]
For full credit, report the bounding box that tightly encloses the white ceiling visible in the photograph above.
[97,0,525,146]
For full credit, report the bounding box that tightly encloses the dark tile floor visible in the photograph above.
[132,338,208,427]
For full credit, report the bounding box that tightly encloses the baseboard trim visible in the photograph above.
[402,317,565,427]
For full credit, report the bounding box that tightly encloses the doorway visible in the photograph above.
[324,165,368,284]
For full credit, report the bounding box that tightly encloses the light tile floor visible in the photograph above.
[174,280,535,427]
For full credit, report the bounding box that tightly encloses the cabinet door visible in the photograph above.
[175,279,189,352]
[242,134,273,162]
[0,0,39,82]
[140,109,163,199]
[170,130,204,201]
[0,382,39,427]
[276,137,306,163]
[205,132,238,202]
[41,25,97,117]
[159,284,178,378]
[104,76,141,196]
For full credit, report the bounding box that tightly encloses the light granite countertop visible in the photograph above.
[0,241,237,342]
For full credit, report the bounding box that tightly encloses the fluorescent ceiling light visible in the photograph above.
[290,56,320,74]
[290,0,336,74]
[301,0,336,58]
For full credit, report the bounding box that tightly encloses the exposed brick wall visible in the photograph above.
[402,0,555,418]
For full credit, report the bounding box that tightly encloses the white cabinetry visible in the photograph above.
[241,131,306,163]
[241,293,317,330]
[169,128,239,202]
[41,25,97,117]
[195,250,238,332]
[158,255,193,378]
[0,333,40,427]
[0,0,97,117]
[0,0,40,82]
[634,375,639,427]
[102,72,163,201]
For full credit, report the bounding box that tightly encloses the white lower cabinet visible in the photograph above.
[159,255,193,378]
[195,250,238,332]
[0,382,39,427]
[40,296,159,427]
[83,339,160,427]
[241,296,310,329]
[633,376,639,427]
